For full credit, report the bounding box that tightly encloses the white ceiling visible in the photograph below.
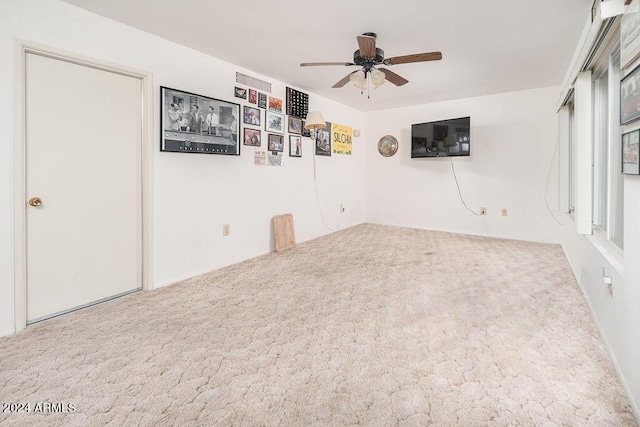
[61,0,592,112]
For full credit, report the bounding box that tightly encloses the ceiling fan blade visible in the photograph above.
[378,68,409,86]
[383,51,442,65]
[357,35,377,58]
[332,71,357,88]
[300,62,356,67]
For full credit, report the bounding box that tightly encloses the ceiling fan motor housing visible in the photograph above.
[354,48,385,67]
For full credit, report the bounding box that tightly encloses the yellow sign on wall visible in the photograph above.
[332,123,353,155]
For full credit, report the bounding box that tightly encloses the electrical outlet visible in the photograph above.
[340,203,345,213]
[502,208,508,216]
[222,224,230,236]
[603,269,613,297]
[480,207,487,215]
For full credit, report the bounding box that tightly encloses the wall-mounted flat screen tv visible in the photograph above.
[411,116,470,158]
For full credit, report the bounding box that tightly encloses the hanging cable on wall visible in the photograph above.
[305,111,344,232]
[544,132,564,226]
[449,159,483,216]
[312,149,344,231]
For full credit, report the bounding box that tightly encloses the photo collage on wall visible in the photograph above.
[619,11,640,174]
[235,85,272,156]
[234,82,288,166]
[242,85,315,163]
[160,75,353,164]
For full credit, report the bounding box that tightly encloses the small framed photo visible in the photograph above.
[301,120,311,137]
[268,96,282,112]
[265,111,284,134]
[161,86,240,155]
[315,121,332,156]
[249,89,257,104]
[258,93,268,109]
[288,116,302,135]
[234,87,247,99]
[243,106,261,126]
[244,128,261,147]
[267,133,284,152]
[621,63,640,124]
[289,135,302,157]
[622,129,640,174]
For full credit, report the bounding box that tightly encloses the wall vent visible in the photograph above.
[236,72,271,93]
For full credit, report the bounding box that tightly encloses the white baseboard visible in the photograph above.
[565,249,640,423]
[0,328,15,338]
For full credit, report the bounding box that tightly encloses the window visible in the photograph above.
[591,42,624,250]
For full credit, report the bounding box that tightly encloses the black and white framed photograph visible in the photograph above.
[265,111,284,134]
[161,86,240,155]
[315,121,332,156]
[621,63,640,125]
[288,116,302,135]
[268,133,284,152]
[622,129,640,174]
[258,92,268,109]
[301,120,311,137]
[244,128,261,147]
[289,135,302,157]
[243,106,261,126]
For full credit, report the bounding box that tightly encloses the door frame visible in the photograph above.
[13,40,154,332]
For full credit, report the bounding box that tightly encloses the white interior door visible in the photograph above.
[25,53,142,323]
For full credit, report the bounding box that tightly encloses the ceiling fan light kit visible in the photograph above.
[300,32,442,97]
[350,70,366,90]
[370,69,386,88]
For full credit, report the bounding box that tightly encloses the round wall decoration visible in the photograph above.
[377,135,399,157]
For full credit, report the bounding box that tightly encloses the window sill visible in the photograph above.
[586,233,624,276]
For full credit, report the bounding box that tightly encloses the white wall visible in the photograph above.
[0,0,364,335]
[621,177,640,416]
[559,178,640,418]
[554,7,640,416]
[0,0,637,417]
[363,87,562,243]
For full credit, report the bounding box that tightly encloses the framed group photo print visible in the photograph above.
[161,86,240,155]
[268,96,282,112]
[243,106,261,126]
[244,128,261,147]
[268,133,284,152]
[265,111,284,134]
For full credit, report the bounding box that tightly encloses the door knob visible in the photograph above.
[28,197,43,207]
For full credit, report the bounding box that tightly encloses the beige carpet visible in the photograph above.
[0,224,636,426]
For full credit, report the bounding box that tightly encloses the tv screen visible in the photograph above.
[411,116,470,158]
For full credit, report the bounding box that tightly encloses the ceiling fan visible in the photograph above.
[300,32,442,94]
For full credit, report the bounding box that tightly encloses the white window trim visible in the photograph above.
[587,231,624,274]
[574,71,594,235]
